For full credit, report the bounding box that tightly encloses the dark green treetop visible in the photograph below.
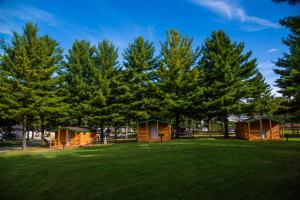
[200,30,258,136]
[158,29,201,131]
[122,36,158,122]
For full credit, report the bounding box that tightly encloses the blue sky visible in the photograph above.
[0,0,299,94]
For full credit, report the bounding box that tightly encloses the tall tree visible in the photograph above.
[158,30,201,133]
[31,35,65,145]
[274,16,300,119]
[200,30,258,137]
[122,36,158,122]
[247,72,279,116]
[94,39,119,140]
[0,22,63,149]
[64,40,104,126]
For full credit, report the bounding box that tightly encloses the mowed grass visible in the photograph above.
[0,139,300,200]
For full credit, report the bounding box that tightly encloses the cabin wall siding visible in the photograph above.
[137,121,171,142]
[53,129,95,148]
[236,120,281,141]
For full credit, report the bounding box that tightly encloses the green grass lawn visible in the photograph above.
[0,139,300,200]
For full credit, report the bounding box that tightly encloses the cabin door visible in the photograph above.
[67,131,72,145]
[150,123,158,139]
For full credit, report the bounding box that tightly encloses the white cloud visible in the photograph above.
[268,48,279,53]
[191,0,280,31]
[0,5,156,53]
[0,6,58,35]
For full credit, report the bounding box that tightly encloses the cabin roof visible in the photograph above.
[237,117,282,124]
[138,118,169,125]
[58,126,92,132]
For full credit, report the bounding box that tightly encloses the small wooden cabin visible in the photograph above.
[137,119,171,142]
[235,118,282,140]
[52,127,96,148]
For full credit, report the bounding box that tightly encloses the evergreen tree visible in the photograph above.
[122,36,158,122]
[158,30,201,133]
[247,72,278,116]
[31,34,65,145]
[0,22,63,149]
[200,30,258,137]
[274,16,300,119]
[64,40,104,126]
[94,39,119,140]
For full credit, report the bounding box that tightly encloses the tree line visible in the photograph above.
[0,0,299,149]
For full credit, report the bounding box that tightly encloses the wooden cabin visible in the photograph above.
[137,119,171,142]
[51,127,96,148]
[235,118,282,140]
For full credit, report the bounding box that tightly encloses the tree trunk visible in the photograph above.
[188,117,192,138]
[32,127,35,139]
[224,116,229,138]
[41,117,45,146]
[78,117,82,127]
[114,126,117,143]
[100,124,104,142]
[259,114,263,140]
[208,119,211,137]
[125,123,128,139]
[22,116,27,150]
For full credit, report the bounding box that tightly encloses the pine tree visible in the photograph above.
[200,30,258,137]
[246,72,279,116]
[64,40,103,126]
[274,16,300,119]
[0,22,63,149]
[122,36,158,122]
[31,35,65,145]
[158,30,201,133]
[94,39,119,140]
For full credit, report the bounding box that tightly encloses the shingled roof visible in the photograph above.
[237,117,282,124]
[59,126,93,132]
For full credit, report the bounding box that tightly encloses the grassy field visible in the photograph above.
[0,139,300,200]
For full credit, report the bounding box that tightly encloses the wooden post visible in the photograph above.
[65,129,68,150]
[282,122,285,139]
[136,124,138,143]
[269,119,272,140]
[79,132,82,146]
[259,115,263,140]
[57,129,60,149]
[49,131,52,148]
[169,124,171,139]
[146,122,148,141]
[157,121,159,138]
[248,122,250,140]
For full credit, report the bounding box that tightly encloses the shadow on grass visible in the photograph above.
[0,139,299,200]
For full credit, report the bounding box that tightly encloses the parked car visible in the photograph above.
[0,133,4,142]
[177,128,190,136]
[229,128,235,133]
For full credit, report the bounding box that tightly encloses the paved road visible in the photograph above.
[0,139,45,153]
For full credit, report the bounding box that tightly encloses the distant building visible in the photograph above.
[235,117,282,140]
[10,125,23,139]
[137,119,171,142]
[52,127,96,148]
